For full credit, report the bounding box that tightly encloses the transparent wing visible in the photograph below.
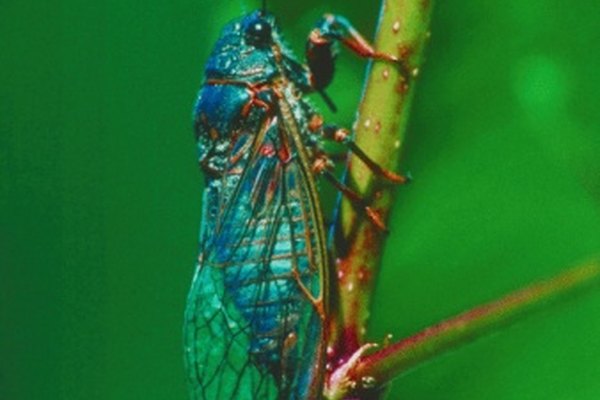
[184,110,327,400]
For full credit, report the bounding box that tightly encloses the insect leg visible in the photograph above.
[321,124,411,184]
[311,154,389,232]
[306,14,410,92]
[306,113,410,185]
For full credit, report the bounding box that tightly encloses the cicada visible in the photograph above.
[184,8,407,400]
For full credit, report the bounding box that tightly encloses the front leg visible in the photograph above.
[306,14,407,91]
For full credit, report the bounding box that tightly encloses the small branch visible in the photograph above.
[346,258,600,393]
[333,0,434,355]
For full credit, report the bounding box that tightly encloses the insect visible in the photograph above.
[183,6,408,400]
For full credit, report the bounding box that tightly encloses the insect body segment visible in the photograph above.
[185,10,406,400]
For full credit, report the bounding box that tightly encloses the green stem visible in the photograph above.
[334,0,434,351]
[349,258,600,392]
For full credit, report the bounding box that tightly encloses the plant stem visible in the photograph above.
[325,3,600,399]
[333,0,433,356]
[348,258,600,392]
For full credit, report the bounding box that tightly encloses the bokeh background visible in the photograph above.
[2,0,600,399]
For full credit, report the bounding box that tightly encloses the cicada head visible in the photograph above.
[204,10,286,81]
[241,11,275,49]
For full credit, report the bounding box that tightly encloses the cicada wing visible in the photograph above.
[275,156,328,400]
[185,114,328,400]
[184,253,277,399]
[185,121,279,400]
[273,99,330,400]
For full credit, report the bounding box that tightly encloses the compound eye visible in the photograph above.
[245,20,272,47]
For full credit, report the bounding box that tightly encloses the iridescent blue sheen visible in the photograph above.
[184,10,328,400]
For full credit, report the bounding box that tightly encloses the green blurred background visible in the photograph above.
[2,0,600,399]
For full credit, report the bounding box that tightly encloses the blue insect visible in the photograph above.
[183,7,407,400]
